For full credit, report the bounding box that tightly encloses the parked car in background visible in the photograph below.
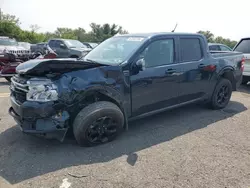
[9,32,244,146]
[48,39,92,58]
[0,36,30,60]
[233,38,250,84]
[82,42,99,49]
[30,42,47,54]
[208,43,232,52]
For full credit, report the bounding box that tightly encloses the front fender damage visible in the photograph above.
[12,62,126,142]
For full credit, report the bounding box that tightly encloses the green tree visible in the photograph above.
[197,30,237,49]
[1,12,20,25]
[0,20,22,38]
[54,27,77,39]
[30,24,40,32]
[90,23,128,42]
[197,30,214,42]
[214,36,237,49]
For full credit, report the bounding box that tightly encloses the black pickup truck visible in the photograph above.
[9,33,244,147]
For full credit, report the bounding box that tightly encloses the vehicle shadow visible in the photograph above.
[0,101,247,184]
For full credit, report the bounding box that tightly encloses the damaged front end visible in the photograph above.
[8,58,107,141]
[9,76,70,141]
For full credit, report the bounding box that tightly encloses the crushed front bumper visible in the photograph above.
[9,96,70,142]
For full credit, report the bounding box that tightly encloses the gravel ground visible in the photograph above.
[0,78,249,188]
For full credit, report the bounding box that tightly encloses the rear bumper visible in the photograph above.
[9,96,70,141]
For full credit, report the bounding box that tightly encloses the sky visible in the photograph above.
[1,0,249,41]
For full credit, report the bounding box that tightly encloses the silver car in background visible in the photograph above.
[233,38,250,84]
[208,43,232,51]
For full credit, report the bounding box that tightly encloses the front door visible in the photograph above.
[130,37,181,116]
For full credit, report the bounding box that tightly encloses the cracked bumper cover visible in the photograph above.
[9,96,70,141]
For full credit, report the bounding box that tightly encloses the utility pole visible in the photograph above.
[0,8,2,21]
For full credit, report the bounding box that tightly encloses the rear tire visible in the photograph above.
[73,101,124,147]
[209,78,232,110]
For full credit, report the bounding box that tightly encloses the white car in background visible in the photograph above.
[18,42,31,51]
[233,38,250,84]
[0,37,30,59]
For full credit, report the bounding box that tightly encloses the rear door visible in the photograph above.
[234,38,250,76]
[177,36,213,103]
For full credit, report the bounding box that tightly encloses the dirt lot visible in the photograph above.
[0,78,249,188]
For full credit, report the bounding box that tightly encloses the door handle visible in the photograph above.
[165,68,176,74]
[198,64,205,69]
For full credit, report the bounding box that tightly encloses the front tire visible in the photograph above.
[73,101,124,147]
[210,78,232,110]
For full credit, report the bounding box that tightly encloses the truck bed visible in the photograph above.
[210,51,243,58]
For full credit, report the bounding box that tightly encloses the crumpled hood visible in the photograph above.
[16,58,105,76]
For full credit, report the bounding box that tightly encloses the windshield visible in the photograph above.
[234,39,250,53]
[0,37,18,46]
[84,36,146,65]
[64,39,86,48]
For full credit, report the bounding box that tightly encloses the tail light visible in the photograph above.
[241,58,245,72]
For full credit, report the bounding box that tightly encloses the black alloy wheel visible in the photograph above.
[86,116,118,144]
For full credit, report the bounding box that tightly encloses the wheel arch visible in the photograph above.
[75,88,128,130]
[218,67,236,91]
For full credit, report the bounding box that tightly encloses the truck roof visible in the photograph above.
[115,32,204,38]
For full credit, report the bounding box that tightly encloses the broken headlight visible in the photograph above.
[26,79,58,102]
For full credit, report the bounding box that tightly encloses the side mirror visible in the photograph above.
[135,58,145,71]
[60,43,67,49]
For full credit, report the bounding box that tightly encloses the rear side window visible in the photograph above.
[234,39,250,53]
[180,38,202,62]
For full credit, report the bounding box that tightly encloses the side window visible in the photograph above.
[48,40,56,48]
[54,40,64,48]
[209,45,220,51]
[219,45,231,51]
[141,39,174,68]
[180,38,202,62]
